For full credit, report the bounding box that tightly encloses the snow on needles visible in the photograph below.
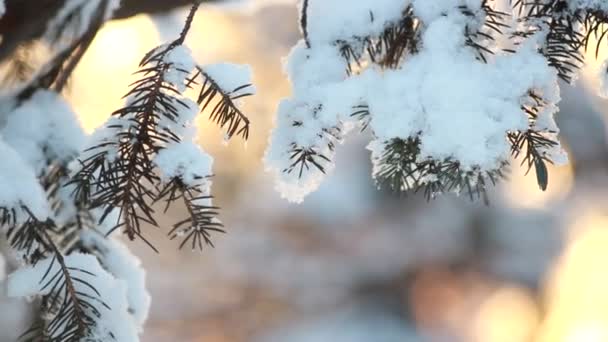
[304,0,409,44]
[265,0,566,203]
[164,45,196,93]
[155,141,214,187]
[81,233,151,330]
[0,138,50,222]
[203,63,256,99]
[0,90,85,222]
[2,90,86,174]
[7,253,140,341]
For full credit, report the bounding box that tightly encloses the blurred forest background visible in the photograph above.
[3,0,608,341]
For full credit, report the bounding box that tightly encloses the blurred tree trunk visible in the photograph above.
[0,0,221,63]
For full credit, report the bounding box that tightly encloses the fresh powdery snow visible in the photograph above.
[0,139,50,222]
[80,232,151,330]
[155,141,214,186]
[203,63,256,98]
[7,253,140,341]
[164,45,197,93]
[265,0,567,203]
[2,90,86,174]
[303,0,409,44]
[4,0,608,340]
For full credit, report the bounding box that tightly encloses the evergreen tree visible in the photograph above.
[0,1,253,340]
[1,0,608,340]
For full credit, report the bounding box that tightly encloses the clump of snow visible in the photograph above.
[164,45,196,93]
[79,115,129,162]
[203,63,256,98]
[284,41,348,96]
[265,0,566,202]
[7,253,140,341]
[0,138,50,222]
[6,257,57,298]
[154,141,214,186]
[2,90,86,174]
[412,0,482,23]
[158,97,199,140]
[304,0,411,45]
[81,233,151,330]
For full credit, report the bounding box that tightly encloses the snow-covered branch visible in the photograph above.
[265,0,608,203]
[0,2,254,340]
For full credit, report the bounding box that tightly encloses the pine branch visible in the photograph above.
[283,123,341,178]
[195,67,254,140]
[6,213,106,341]
[337,6,420,73]
[373,138,421,193]
[0,0,225,65]
[13,0,108,103]
[158,177,224,251]
[41,163,97,253]
[285,144,332,177]
[69,3,249,251]
[369,6,420,68]
[509,130,557,191]
[300,0,311,48]
[512,0,608,82]
[462,1,510,63]
[373,138,506,203]
[69,11,202,249]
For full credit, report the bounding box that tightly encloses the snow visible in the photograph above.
[71,29,254,252]
[304,0,410,45]
[164,45,196,93]
[7,253,140,341]
[203,63,256,98]
[6,257,56,298]
[413,0,483,23]
[158,97,199,140]
[0,138,50,222]
[284,41,348,95]
[2,90,86,174]
[4,0,593,339]
[0,0,5,19]
[79,115,127,162]
[81,233,151,330]
[154,141,214,186]
[265,2,566,202]
[0,1,262,340]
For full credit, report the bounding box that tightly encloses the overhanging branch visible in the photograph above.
[0,0,223,64]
